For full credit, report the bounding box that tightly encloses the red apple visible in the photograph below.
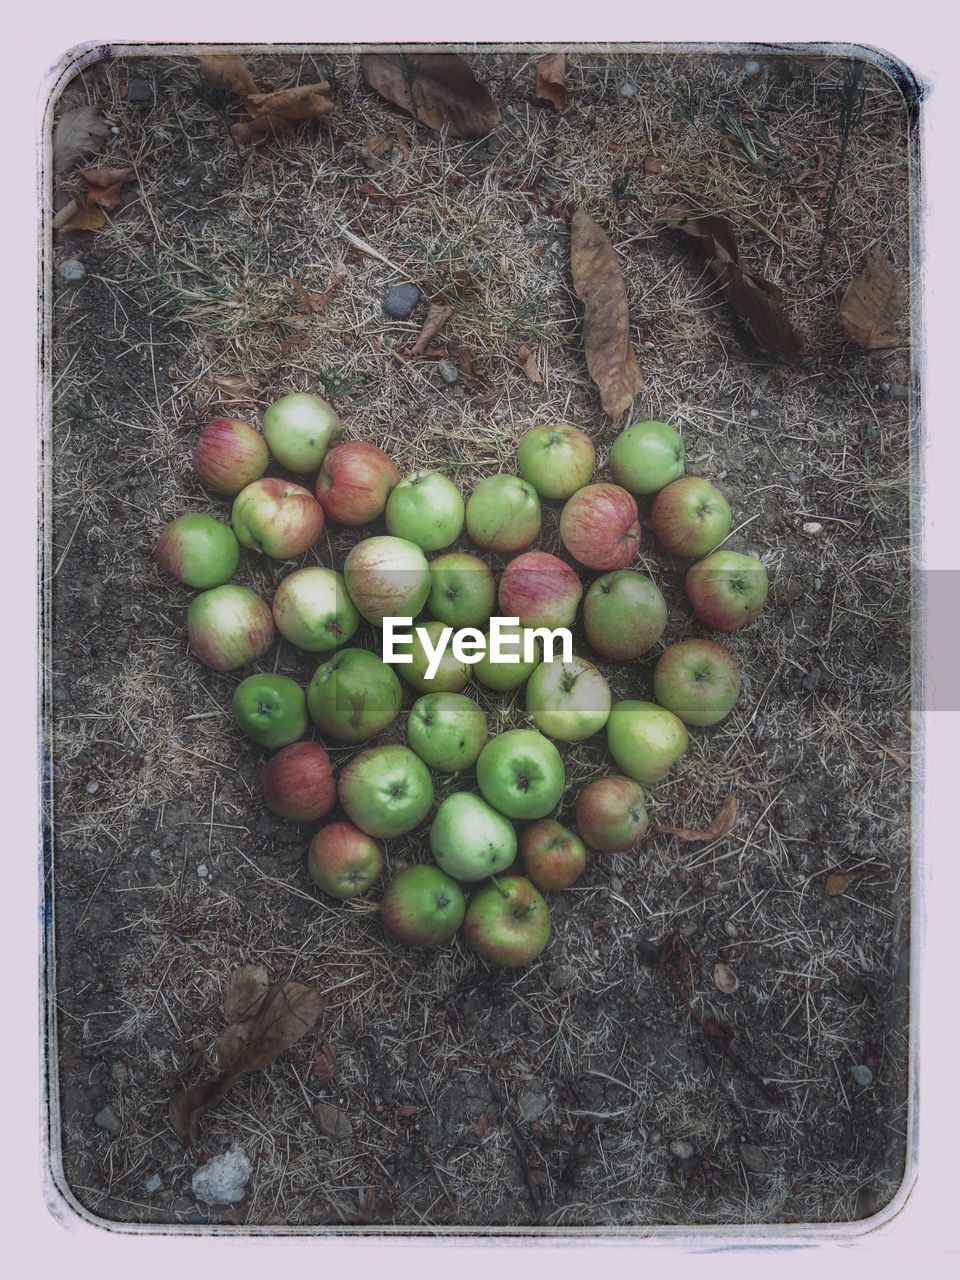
[232,478,324,559]
[685,551,769,632]
[315,441,400,525]
[497,551,583,629]
[307,822,383,899]
[261,741,336,822]
[187,584,275,671]
[576,776,648,853]
[649,476,731,558]
[192,418,269,496]
[653,639,741,726]
[519,820,587,890]
[559,483,642,571]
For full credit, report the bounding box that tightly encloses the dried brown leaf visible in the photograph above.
[360,131,394,170]
[570,209,644,419]
[411,303,454,356]
[825,871,856,897]
[655,795,739,842]
[197,52,259,103]
[535,52,567,111]
[232,116,295,145]
[475,1111,489,1138]
[211,374,257,399]
[53,106,109,175]
[312,1043,336,1085]
[360,53,500,139]
[643,156,663,174]
[515,344,543,384]
[79,165,137,211]
[840,248,905,350]
[56,202,108,233]
[246,83,335,122]
[222,963,269,1021]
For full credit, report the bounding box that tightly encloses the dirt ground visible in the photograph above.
[44,46,915,1231]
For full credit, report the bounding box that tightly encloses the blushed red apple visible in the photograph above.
[576,776,649,852]
[261,741,336,822]
[231,478,324,559]
[497,551,583,630]
[685,551,769,632]
[559,483,642,571]
[192,418,269,496]
[307,822,383,899]
[187,584,275,672]
[649,476,731,558]
[519,820,587,890]
[316,441,400,525]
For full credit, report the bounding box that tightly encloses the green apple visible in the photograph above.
[517,423,595,500]
[232,673,307,749]
[429,792,517,882]
[155,513,239,589]
[608,420,685,495]
[575,775,648,852]
[525,654,611,742]
[391,619,470,694]
[583,570,667,660]
[476,729,565,820]
[307,647,402,743]
[649,476,731,558]
[385,471,465,551]
[427,552,496,628]
[343,535,431,626]
[465,474,541,553]
[381,865,466,948]
[685,551,769,633]
[307,822,382,899]
[472,624,540,691]
[464,876,550,967]
[407,692,487,771]
[606,701,689,784]
[187,585,275,672]
[519,820,586,890]
[654,638,741,725]
[338,745,434,838]
[272,567,360,652]
[262,392,343,473]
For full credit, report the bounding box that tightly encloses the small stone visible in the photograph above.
[315,1102,353,1141]
[197,864,209,879]
[749,407,760,419]
[801,665,823,693]
[518,1087,549,1122]
[192,1145,252,1204]
[787,471,801,486]
[609,874,623,893]
[144,1173,162,1194]
[724,920,739,938]
[739,1142,772,1173]
[803,522,823,535]
[127,77,152,104]
[58,258,86,283]
[383,283,421,319]
[744,59,761,75]
[438,359,459,385]
[670,1139,695,1159]
[94,1104,121,1136]
[851,1064,874,1087]
[548,965,577,992]
[85,780,100,795]
[620,82,637,97]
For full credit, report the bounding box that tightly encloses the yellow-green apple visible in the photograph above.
[192,418,269,496]
[649,476,731,557]
[262,392,342,473]
[381,864,465,948]
[385,471,465,550]
[260,741,335,822]
[232,673,307,748]
[307,821,382,899]
[155,513,239,589]
[464,876,550,967]
[519,819,586,890]
[315,441,399,524]
[476,729,564,819]
[606,701,688,784]
[465,474,541,553]
[498,551,583,629]
[575,776,648,852]
[517,423,595,500]
[583,570,667,660]
[685,551,768,632]
[429,792,517,881]
[407,692,487,772]
[654,639,741,725]
[559,483,642,571]
[608,420,685,495]
[427,552,496,628]
[307,647,402,742]
[272,567,360,652]
[338,744,434,837]
[388,619,470,694]
[187,585,275,671]
[231,478,324,559]
[525,655,611,742]
[343,535,431,626]
[472,624,540,691]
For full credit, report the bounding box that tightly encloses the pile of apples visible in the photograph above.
[155,394,768,968]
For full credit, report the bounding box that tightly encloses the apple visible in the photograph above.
[464,876,550,967]
[261,741,336,822]
[307,821,382,899]
[429,792,517,881]
[559,483,642,571]
[343,536,431,626]
[471,624,540,691]
[649,476,731,558]
[155,513,239,589]
[307,647,403,743]
[476,729,564,820]
[381,865,466,948]
[427,552,496,628]
[392,620,470,694]
[525,654,611,742]
[685,551,769,632]
[193,418,269,496]
[232,478,324,559]
[517,423,595,500]
[272,567,360,652]
[232,673,307,749]
[338,745,435,838]
[498,551,583,629]
[407,692,487,772]
[606,701,689,784]
[385,471,465,551]
[608,420,685,495]
[654,639,741,726]
[316,441,399,525]
[262,392,342,473]
[575,776,648,852]
[465,474,541,553]
[519,820,586,890]
[583,570,667,660]
[187,585,275,672]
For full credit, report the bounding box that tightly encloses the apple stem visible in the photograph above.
[489,875,510,899]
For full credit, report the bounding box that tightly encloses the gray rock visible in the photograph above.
[127,78,153,104]
[85,780,100,795]
[315,1102,353,1141]
[94,1104,121,1136]
[620,82,637,97]
[383,283,421,319]
[517,1087,549,1122]
[144,1173,162,1194]
[669,1139,695,1160]
[58,258,86,283]
[744,59,762,76]
[548,964,577,992]
[739,1142,772,1173]
[851,1063,874,1087]
[192,1145,252,1204]
[438,359,459,385]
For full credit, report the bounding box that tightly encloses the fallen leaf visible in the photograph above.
[643,157,663,174]
[475,1111,489,1138]
[197,52,259,102]
[315,1101,352,1141]
[569,209,644,419]
[210,373,257,399]
[278,334,313,356]
[840,248,905,350]
[232,116,295,144]
[288,268,347,314]
[246,83,335,123]
[825,871,856,897]
[878,743,909,767]
[360,131,394,170]
[535,52,567,111]
[55,202,108,233]
[411,303,454,356]
[713,962,740,994]
[313,1043,336,1085]
[79,165,137,210]
[222,964,269,1021]
[515,344,543,384]
[655,795,739,842]
[53,106,109,175]
[360,53,500,139]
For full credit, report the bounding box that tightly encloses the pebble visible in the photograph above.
[85,780,100,795]
[192,1145,252,1204]
[787,471,801,486]
[94,1105,121,1136]
[315,1102,353,1141]
[620,83,637,97]
[749,407,760,419]
[58,258,86,283]
[438,359,459,385]
[518,1087,549,1122]
[670,1139,695,1160]
[724,920,739,939]
[609,874,623,893]
[197,865,209,879]
[144,1173,162,1194]
[383,283,421,319]
[739,1142,771,1173]
[802,521,824,535]
[127,78,153,104]
[851,1064,874,1087]
[744,59,762,75]
[548,965,577,992]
